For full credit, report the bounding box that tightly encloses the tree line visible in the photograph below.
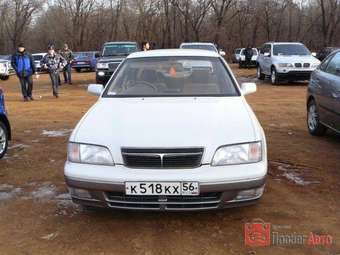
[0,0,340,57]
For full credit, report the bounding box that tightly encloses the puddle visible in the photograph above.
[41,129,73,137]
[31,182,57,200]
[0,184,22,202]
[0,182,80,216]
[8,144,30,150]
[55,193,81,216]
[270,161,320,186]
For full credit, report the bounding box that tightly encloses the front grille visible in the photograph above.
[121,148,204,169]
[295,63,302,68]
[303,63,310,68]
[105,192,221,210]
[108,62,120,71]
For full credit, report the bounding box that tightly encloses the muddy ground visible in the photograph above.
[0,65,339,255]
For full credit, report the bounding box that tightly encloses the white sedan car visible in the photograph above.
[64,49,267,211]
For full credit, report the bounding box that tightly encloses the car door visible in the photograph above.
[317,52,340,129]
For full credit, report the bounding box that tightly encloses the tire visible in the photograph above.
[307,99,327,136]
[0,121,8,159]
[257,66,265,80]
[0,76,9,81]
[75,68,81,73]
[271,67,280,85]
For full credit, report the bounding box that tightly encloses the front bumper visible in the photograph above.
[64,161,267,211]
[276,69,314,80]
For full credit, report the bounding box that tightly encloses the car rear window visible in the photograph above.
[104,57,239,97]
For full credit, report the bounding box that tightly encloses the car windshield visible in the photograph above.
[76,52,94,58]
[273,44,310,56]
[181,45,217,52]
[33,55,43,61]
[103,44,138,57]
[235,49,241,54]
[105,57,238,97]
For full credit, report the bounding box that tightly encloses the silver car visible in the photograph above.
[257,42,320,85]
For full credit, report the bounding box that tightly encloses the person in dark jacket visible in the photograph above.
[244,46,254,68]
[11,43,37,101]
[41,45,66,98]
[60,43,74,84]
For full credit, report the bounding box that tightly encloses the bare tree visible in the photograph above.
[3,0,43,50]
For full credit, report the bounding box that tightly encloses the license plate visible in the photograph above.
[77,62,86,65]
[125,182,199,196]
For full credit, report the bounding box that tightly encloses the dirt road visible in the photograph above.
[0,65,339,255]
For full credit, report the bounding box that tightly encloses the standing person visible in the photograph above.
[11,43,37,102]
[142,41,150,51]
[60,44,74,84]
[244,46,254,68]
[41,45,66,98]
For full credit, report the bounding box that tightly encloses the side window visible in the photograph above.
[325,53,340,76]
[319,54,333,71]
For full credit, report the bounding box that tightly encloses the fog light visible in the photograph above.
[98,71,105,76]
[235,186,265,201]
[69,188,92,199]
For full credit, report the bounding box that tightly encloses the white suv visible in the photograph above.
[64,49,267,211]
[257,42,320,84]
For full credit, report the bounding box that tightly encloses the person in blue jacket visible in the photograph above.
[11,43,37,101]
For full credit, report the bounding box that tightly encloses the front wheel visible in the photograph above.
[75,68,81,73]
[271,68,280,85]
[0,121,8,159]
[307,100,327,136]
[257,66,265,80]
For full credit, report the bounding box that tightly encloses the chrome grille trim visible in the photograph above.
[104,192,221,210]
[121,148,204,169]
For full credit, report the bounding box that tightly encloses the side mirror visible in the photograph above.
[95,53,100,58]
[312,52,317,57]
[241,82,257,95]
[219,50,226,56]
[88,84,104,96]
[264,52,270,57]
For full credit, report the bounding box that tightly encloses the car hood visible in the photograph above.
[97,56,126,63]
[72,97,260,164]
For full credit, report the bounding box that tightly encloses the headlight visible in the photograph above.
[96,63,109,69]
[211,142,262,166]
[278,63,293,68]
[68,142,114,165]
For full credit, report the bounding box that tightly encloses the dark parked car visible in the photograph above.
[0,88,11,158]
[316,47,340,61]
[71,51,99,72]
[307,50,340,136]
[96,42,139,84]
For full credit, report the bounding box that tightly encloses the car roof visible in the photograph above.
[127,49,220,59]
[180,42,216,47]
[32,53,46,55]
[104,41,137,45]
[266,42,304,45]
